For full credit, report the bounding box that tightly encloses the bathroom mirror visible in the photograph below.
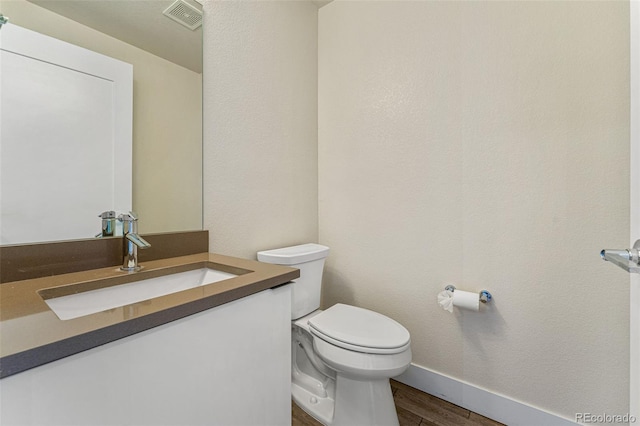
[0,0,203,245]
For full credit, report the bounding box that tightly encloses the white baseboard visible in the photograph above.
[394,363,577,426]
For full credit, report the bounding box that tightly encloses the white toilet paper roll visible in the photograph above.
[452,290,479,311]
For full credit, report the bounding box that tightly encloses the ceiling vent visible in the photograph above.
[163,0,202,31]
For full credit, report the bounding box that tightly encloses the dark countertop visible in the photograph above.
[0,252,299,378]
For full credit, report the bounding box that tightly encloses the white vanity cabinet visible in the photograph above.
[0,284,292,425]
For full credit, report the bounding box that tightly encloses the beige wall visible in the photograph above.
[202,0,319,258]
[318,0,630,419]
[2,0,202,235]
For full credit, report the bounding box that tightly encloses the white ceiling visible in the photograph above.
[28,0,203,73]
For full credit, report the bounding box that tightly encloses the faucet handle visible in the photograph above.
[117,211,138,222]
[98,210,116,219]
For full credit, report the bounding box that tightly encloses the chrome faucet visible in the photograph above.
[117,212,151,271]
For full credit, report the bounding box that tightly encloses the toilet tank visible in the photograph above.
[257,243,329,320]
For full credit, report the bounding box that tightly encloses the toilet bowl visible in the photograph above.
[258,244,412,426]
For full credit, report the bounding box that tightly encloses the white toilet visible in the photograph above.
[257,243,412,426]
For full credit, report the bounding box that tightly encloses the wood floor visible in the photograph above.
[292,380,505,426]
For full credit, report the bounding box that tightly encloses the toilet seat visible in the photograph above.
[308,304,410,355]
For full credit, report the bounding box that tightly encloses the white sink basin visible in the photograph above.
[43,268,238,320]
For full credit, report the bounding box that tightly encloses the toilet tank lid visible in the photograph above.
[257,243,329,265]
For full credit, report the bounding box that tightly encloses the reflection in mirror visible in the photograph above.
[0,0,203,245]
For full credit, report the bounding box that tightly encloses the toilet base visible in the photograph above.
[333,376,399,426]
[292,378,335,425]
[293,375,399,426]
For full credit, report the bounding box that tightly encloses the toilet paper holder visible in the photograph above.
[444,285,492,304]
